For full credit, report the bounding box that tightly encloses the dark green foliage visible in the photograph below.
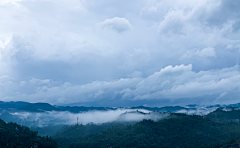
[30,125,65,136]
[206,107,240,121]
[54,122,130,148]
[69,114,240,148]
[54,122,129,139]
[219,134,240,148]
[0,118,58,148]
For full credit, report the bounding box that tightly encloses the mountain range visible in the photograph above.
[1,101,238,113]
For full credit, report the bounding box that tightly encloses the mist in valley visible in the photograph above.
[0,109,166,126]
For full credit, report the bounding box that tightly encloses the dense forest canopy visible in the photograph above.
[2,107,240,148]
[67,114,240,148]
[0,118,57,148]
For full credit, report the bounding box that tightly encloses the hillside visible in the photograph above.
[206,107,240,121]
[0,118,58,148]
[3,108,240,148]
[54,122,127,139]
[53,122,130,148]
[68,114,240,148]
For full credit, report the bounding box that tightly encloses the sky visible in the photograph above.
[0,0,240,107]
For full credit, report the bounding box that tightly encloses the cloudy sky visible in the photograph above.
[0,0,240,107]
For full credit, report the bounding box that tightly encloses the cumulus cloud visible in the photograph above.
[182,47,216,59]
[0,0,240,106]
[0,76,143,104]
[158,9,187,35]
[30,78,51,85]
[1,64,240,106]
[97,17,132,33]
[197,47,216,58]
[122,64,240,101]
[157,0,240,36]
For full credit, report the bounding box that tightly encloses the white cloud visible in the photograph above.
[181,47,216,59]
[0,0,22,5]
[226,44,233,49]
[12,109,156,126]
[128,71,143,78]
[156,0,239,36]
[197,47,216,58]
[1,64,240,106]
[97,17,132,33]
[158,9,187,35]
[1,77,142,104]
[0,0,240,106]
[120,64,240,102]
[30,78,51,85]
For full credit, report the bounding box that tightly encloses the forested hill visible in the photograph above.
[206,107,240,121]
[68,114,240,148]
[53,122,131,148]
[0,118,58,148]
[3,110,240,148]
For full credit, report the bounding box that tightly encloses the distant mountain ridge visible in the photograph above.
[0,101,118,113]
[18,103,61,112]
[0,101,30,110]
[0,102,193,113]
[0,101,240,113]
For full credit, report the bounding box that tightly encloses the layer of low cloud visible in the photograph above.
[11,109,153,126]
[4,106,218,127]
[0,0,240,106]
